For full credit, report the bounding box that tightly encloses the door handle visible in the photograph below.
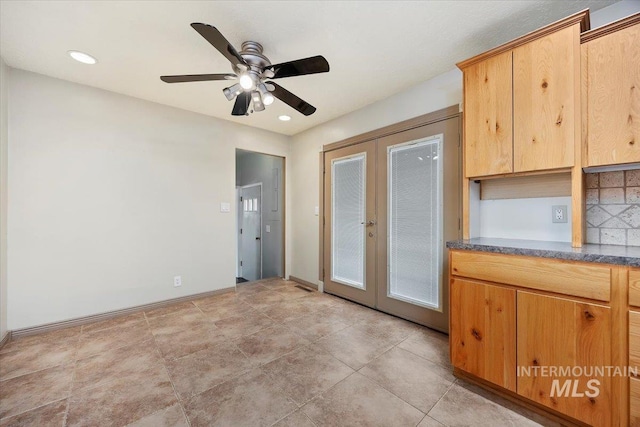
[255,237,261,240]
[360,220,376,227]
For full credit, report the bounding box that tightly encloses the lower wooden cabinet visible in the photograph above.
[449,250,624,426]
[450,278,516,392]
[517,291,612,427]
[631,377,640,426]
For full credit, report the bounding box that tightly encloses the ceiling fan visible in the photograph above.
[160,23,330,117]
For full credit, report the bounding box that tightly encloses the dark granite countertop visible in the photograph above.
[446,237,640,267]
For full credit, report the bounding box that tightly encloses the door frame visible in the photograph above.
[319,105,461,329]
[238,182,263,281]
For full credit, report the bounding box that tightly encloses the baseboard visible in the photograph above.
[240,276,284,285]
[288,275,318,290]
[0,330,11,350]
[11,286,236,339]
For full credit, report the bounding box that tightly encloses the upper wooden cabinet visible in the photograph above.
[463,52,513,177]
[513,26,578,172]
[583,17,640,167]
[458,12,586,178]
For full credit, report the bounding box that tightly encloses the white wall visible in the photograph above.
[0,58,8,340]
[590,0,640,28]
[288,2,640,285]
[7,69,290,330]
[479,197,573,242]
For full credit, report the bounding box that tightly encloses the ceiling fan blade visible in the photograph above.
[190,23,248,68]
[266,55,330,79]
[232,92,251,116]
[268,82,317,116]
[160,74,236,83]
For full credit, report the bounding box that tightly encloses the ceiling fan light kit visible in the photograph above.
[160,23,330,117]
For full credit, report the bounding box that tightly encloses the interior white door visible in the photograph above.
[240,184,262,281]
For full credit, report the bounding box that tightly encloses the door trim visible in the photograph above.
[323,105,460,153]
[320,105,461,285]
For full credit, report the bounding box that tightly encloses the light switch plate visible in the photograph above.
[552,205,568,223]
[220,202,231,213]
[266,225,271,233]
[314,206,319,216]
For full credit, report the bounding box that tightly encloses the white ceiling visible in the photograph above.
[0,0,617,136]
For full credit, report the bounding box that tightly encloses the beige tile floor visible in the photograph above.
[0,278,557,427]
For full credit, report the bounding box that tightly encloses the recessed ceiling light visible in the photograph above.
[68,50,97,65]
[278,115,291,122]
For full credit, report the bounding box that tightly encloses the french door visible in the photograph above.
[323,116,460,332]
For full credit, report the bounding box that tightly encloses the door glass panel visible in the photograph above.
[331,154,366,289]
[388,136,442,309]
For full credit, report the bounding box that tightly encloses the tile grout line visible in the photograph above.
[424,379,457,426]
[145,309,193,427]
[161,363,192,427]
[0,397,69,425]
[349,336,454,420]
[62,331,82,427]
[395,338,452,371]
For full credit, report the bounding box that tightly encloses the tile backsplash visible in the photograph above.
[586,170,640,246]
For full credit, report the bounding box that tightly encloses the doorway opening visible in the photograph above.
[236,149,285,283]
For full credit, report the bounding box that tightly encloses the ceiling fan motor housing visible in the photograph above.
[234,41,272,79]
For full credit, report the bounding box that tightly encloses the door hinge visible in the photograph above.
[240,196,243,202]
[240,260,243,267]
[458,133,461,147]
[322,268,325,280]
[240,228,243,234]
[323,217,325,226]
[458,218,461,230]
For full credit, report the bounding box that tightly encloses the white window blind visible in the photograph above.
[331,154,366,289]
[388,137,443,308]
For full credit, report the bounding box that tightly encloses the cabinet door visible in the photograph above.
[450,278,516,391]
[517,291,611,427]
[632,377,640,427]
[586,24,640,167]
[463,51,513,178]
[513,25,578,172]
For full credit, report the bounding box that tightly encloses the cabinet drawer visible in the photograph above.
[450,251,611,301]
[632,377,640,426]
[630,269,640,308]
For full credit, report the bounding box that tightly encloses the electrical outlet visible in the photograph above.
[174,276,182,287]
[552,205,568,223]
